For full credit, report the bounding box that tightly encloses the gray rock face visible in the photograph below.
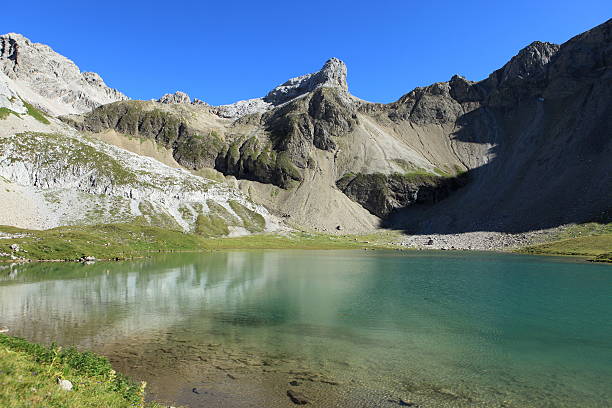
[263,86,358,167]
[0,76,26,114]
[158,91,192,104]
[0,33,128,116]
[214,98,272,118]
[493,41,560,85]
[264,58,348,105]
[192,98,209,106]
[337,172,468,218]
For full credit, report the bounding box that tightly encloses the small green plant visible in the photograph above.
[0,107,20,120]
[433,167,451,177]
[21,99,50,124]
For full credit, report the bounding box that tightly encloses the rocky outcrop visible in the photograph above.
[0,33,127,116]
[62,101,225,169]
[263,87,357,167]
[0,76,26,114]
[158,91,192,104]
[192,98,209,106]
[264,57,348,105]
[214,98,272,118]
[491,41,560,86]
[337,171,468,218]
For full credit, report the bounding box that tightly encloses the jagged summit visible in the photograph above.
[156,91,209,106]
[490,41,560,85]
[0,32,128,116]
[214,57,349,118]
[264,57,348,105]
[158,91,192,104]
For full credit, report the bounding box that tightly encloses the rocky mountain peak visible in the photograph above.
[319,57,349,90]
[494,40,560,85]
[0,32,128,116]
[213,58,350,119]
[263,57,348,105]
[158,91,192,104]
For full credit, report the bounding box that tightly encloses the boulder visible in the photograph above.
[57,379,73,391]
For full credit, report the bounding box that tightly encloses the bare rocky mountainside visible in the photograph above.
[0,19,610,245]
[0,34,282,236]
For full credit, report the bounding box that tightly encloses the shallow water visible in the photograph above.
[0,251,611,407]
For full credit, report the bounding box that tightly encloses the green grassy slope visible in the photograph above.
[0,223,400,261]
[0,334,164,408]
[519,223,612,262]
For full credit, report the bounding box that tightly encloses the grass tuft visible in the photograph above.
[22,100,50,124]
[0,107,20,120]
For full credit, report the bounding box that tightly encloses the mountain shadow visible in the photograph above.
[382,19,612,234]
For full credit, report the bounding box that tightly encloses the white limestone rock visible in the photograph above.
[158,91,192,104]
[0,77,26,114]
[57,379,73,391]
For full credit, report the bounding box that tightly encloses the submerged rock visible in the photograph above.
[287,389,309,405]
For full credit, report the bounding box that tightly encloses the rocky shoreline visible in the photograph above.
[397,229,556,251]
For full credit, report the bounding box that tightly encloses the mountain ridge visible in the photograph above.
[1,19,610,242]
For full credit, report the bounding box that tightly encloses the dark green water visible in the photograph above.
[0,251,610,407]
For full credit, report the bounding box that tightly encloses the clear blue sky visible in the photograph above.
[2,1,609,104]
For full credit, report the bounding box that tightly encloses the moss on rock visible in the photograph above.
[229,200,266,232]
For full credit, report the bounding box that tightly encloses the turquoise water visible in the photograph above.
[0,251,610,407]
